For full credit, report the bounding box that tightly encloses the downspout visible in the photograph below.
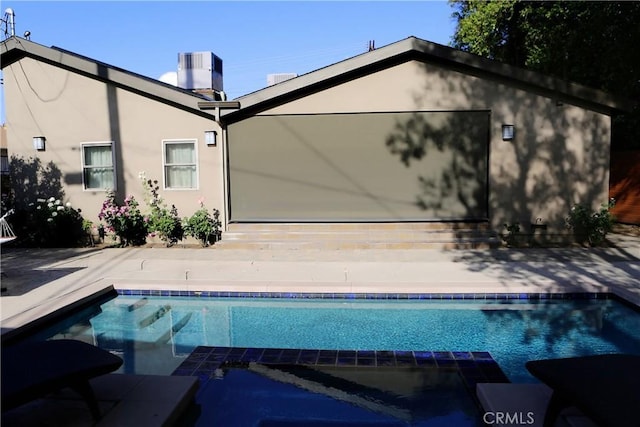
[197,101,240,232]
[220,122,230,232]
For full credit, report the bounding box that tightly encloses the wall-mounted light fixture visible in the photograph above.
[33,136,46,151]
[502,124,515,141]
[205,130,217,146]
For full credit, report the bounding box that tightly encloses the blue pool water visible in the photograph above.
[39,294,640,383]
[196,364,482,426]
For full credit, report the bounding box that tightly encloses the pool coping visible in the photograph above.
[117,288,617,300]
[172,346,510,396]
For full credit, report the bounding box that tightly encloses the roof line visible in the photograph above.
[225,36,630,120]
[0,36,218,120]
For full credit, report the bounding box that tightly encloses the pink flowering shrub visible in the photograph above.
[98,190,147,246]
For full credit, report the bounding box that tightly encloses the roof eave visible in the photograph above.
[1,36,217,120]
[226,36,630,120]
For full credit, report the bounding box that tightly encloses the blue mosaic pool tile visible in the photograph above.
[415,357,437,367]
[316,350,337,365]
[456,360,478,369]
[471,351,493,361]
[357,350,376,358]
[356,357,376,366]
[117,289,615,305]
[184,352,209,362]
[395,357,416,367]
[172,346,511,395]
[337,356,356,365]
[298,351,319,364]
[375,351,396,366]
[239,348,263,361]
[280,350,301,364]
[192,345,212,354]
[260,354,283,363]
[435,359,457,368]
[433,351,454,360]
[205,354,228,363]
[413,350,433,359]
[453,351,473,360]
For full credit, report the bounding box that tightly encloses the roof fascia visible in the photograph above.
[1,37,216,120]
[410,38,631,115]
[224,37,629,123]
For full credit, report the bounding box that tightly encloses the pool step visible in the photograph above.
[91,303,179,349]
[217,222,500,250]
[155,312,194,346]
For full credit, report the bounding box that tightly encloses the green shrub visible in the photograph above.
[566,199,616,246]
[141,175,183,246]
[10,197,86,247]
[150,205,184,246]
[183,204,221,247]
[502,222,521,247]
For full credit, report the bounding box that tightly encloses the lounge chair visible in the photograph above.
[525,354,640,427]
[1,339,123,420]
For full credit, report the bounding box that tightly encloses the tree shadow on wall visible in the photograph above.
[385,111,489,220]
[382,60,639,351]
[2,156,85,248]
[6,155,65,211]
[384,61,612,236]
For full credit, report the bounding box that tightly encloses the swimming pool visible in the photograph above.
[36,292,640,383]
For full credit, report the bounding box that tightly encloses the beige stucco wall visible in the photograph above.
[3,58,225,227]
[260,60,612,231]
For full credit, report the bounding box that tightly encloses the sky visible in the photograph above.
[0,1,458,122]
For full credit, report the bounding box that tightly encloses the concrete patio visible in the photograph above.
[1,235,639,426]
[2,235,639,335]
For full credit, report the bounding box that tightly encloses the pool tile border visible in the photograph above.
[116,289,614,301]
[172,346,510,393]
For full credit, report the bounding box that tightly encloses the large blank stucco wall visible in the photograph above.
[256,60,611,230]
[3,58,225,223]
[228,111,489,221]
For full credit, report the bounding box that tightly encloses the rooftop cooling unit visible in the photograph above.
[177,52,223,91]
[267,73,298,86]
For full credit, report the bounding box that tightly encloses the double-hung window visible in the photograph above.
[82,142,115,190]
[163,139,197,189]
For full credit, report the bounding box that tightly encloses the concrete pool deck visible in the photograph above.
[1,237,639,426]
[2,236,639,334]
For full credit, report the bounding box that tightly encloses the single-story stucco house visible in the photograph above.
[0,35,629,246]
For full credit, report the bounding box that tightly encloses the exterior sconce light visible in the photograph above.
[33,136,46,151]
[205,130,217,146]
[502,124,514,141]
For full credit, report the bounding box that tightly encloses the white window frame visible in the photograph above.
[81,141,116,191]
[162,138,199,190]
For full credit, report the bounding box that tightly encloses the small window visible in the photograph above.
[163,139,197,189]
[82,142,115,190]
